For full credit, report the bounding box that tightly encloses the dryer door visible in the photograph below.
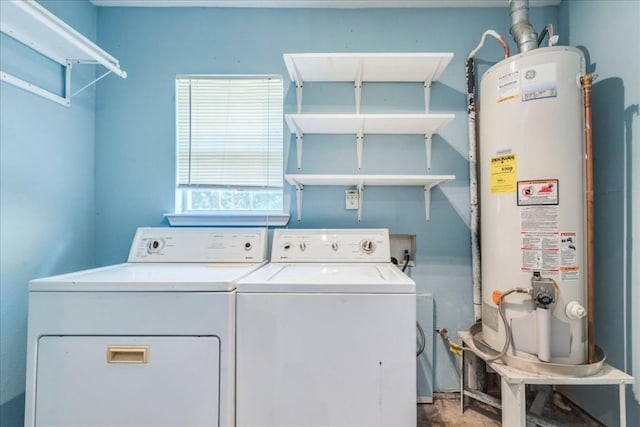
[35,336,220,426]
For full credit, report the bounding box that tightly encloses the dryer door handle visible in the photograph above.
[107,346,149,364]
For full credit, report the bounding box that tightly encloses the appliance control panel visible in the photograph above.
[128,227,268,263]
[271,229,391,263]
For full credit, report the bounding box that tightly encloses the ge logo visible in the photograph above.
[525,70,537,80]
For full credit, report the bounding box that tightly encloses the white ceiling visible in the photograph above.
[90,0,562,8]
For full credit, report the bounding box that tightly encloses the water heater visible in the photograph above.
[479,46,587,364]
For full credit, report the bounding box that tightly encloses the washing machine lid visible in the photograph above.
[29,261,267,292]
[237,262,415,293]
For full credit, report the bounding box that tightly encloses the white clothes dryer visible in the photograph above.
[236,228,416,427]
[24,227,268,427]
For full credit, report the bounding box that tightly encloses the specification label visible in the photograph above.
[497,71,520,103]
[521,63,558,102]
[490,153,517,193]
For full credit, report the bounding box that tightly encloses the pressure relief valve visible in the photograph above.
[565,300,587,320]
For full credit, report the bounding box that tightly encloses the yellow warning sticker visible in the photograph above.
[490,153,517,193]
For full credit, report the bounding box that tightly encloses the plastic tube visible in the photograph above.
[536,307,551,362]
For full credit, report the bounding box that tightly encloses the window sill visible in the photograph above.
[165,212,290,227]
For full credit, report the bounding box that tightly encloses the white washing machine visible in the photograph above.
[24,227,268,427]
[236,228,416,427]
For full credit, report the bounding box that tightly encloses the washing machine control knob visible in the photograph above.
[331,242,339,251]
[299,242,307,252]
[283,242,291,251]
[244,242,252,251]
[360,239,376,254]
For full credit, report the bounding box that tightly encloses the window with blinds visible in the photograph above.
[175,75,284,212]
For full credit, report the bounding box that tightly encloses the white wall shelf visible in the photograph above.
[285,174,455,222]
[0,0,127,107]
[283,52,453,113]
[285,113,454,169]
[283,51,455,222]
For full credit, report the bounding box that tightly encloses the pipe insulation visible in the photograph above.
[509,0,539,53]
[466,30,509,321]
[466,56,482,322]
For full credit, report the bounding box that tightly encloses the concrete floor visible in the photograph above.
[419,395,500,427]
[418,392,604,426]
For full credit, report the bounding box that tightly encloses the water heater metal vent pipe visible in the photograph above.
[510,0,539,53]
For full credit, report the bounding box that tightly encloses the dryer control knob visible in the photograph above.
[331,242,339,251]
[360,239,376,254]
[283,242,291,251]
[147,238,164,254]
[244,242,252,251]
[299,242,307,252]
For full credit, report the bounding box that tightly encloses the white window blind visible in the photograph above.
[176,76,283,190]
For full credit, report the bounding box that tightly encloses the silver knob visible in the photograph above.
[331,242,339,251]
[299,242,307,252]
[360,239,375,254]
[147,239,164,254]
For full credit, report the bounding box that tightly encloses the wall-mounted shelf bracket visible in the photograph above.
[354,58,364,114]
[356,130,364,170]
[354,80,363,114]
[0,0,127,107]
[425,134,433,170]
[288,116,304,170]
[424,81,432,113]
[294,183,304,221]
[1,61,113,107]
[1,70,66,106]
[295,133,304,170]
[71,67,114,98]
[356,181,365,222]
[424,184,436,221]
[295,81,303,113]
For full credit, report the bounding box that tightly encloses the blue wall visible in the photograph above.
[3,1,637,425]
[94,4,556,394]
[558,1,640,424]
[0,1,98,425]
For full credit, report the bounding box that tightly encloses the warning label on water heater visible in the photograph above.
[520,205,559,231]
[518,179,559,206]
[560,232,579,281]
[521,231,560,272]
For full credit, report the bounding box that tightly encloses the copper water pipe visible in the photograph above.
[581,74,595,364]
[498,36,511,59]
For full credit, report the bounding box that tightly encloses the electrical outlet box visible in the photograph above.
[390,234,416,267]
[345,189,359,210]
